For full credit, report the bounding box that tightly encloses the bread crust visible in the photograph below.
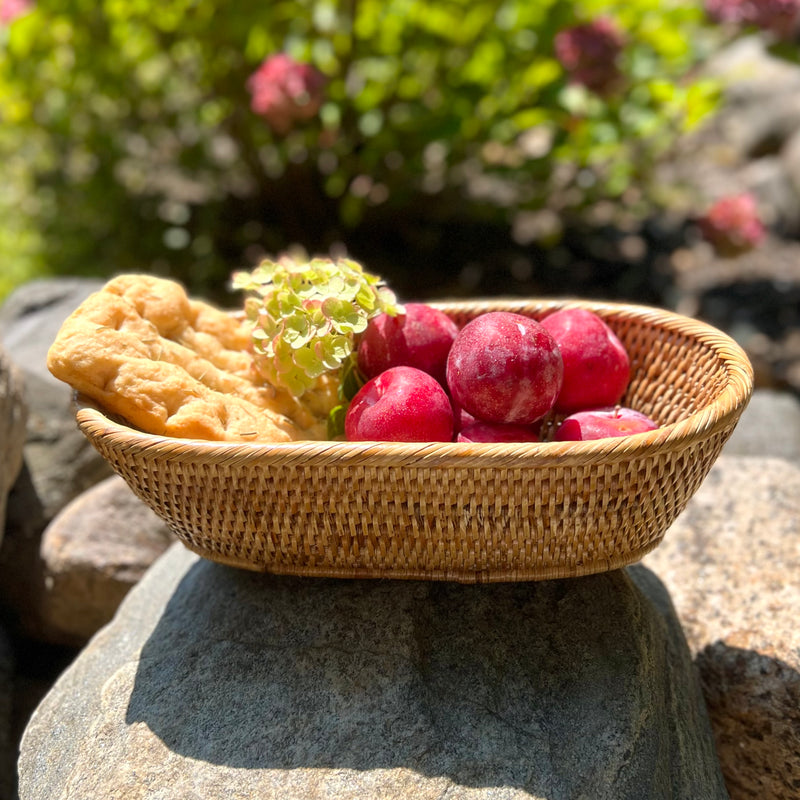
[47,274,336,442]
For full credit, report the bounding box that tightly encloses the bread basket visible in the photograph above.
[75,298,753,582]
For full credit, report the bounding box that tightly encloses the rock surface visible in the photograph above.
[723,389,800,461]
[0,278,112,643]
[18,545,727,800]
[0,345,27,549]
[645,455,800,800]
[0,277,110,522]
[38,475,176,645]
[660,35,800,396]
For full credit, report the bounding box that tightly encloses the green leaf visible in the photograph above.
[327,404,347,440]
[683,79,721,131]
[339,352,367,401]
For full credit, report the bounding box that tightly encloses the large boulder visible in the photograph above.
[686,35,800,236]
[703,36,800,161]
[0,345,27,548]
[18,544,727,800]
[645,455,800,799]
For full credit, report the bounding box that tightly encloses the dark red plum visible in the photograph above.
[457,421,541,443]
[553,406,658,442]
[540,308,630,413]
[344,365,454,442]
[357,303,459,387]
[446,311,563,425]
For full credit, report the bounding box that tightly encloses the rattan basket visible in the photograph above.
[75,298,753,582]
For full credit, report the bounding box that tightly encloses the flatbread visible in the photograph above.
[47,274,337,442]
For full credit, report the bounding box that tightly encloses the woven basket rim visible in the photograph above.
[73,298,753,469]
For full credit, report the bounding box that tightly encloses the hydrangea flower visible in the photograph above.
[705,0,748,22]
[232,256,402,397]
[0,0,33,24]
[554,18,625,95]
[697,193,766,256]
[246,54,326,135]
[705,0,800,38]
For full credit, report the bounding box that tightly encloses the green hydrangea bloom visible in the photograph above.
[232,256,402,397]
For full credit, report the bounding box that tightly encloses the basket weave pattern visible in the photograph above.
[76,299,753,582]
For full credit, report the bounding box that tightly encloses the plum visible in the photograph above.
[344,365,454,442]
[540,308,630,413]
[446,311,563,425]
[553,406,658,442]
[357,303,459,387]
[457,421,540,443]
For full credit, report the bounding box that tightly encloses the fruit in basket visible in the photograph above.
[457,420,540,443]
[540,308,630,413]
[553,406,658,442]
[357,303,459,387]
[344,365,454,442]
[446,311,563,425]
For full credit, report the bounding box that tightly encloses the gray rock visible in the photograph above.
[18,544,727,800]
[38,475,176,645]
[0,345,27,548]
[740,155,800,237]
[702,36,800,159]
[0,277,111,522]
[780,126,800,211]
[645,455,800,799]
[672,35,800,237]
[0,463,49,643]
[0,278,112,643]
[724,389,800,460]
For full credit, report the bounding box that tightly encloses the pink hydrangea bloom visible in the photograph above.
[247,54,326,135]
[705,0,749,22]
[0,0,33,24]
[706,0,800,37]
[698,193,766,256]
[554,18,625,95]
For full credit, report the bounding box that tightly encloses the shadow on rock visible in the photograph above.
[697,639,800,800]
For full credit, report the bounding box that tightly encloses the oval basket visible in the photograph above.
[75,298,753,583]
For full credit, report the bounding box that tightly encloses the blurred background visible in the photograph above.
[1,0,799,392]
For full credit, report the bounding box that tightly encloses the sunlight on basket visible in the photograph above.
[75,299,753,583]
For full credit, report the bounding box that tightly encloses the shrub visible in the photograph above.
[0,0,737,301]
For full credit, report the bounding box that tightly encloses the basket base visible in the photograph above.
[179,536,665,583]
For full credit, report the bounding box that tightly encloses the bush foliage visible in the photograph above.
[0,0,763,301]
